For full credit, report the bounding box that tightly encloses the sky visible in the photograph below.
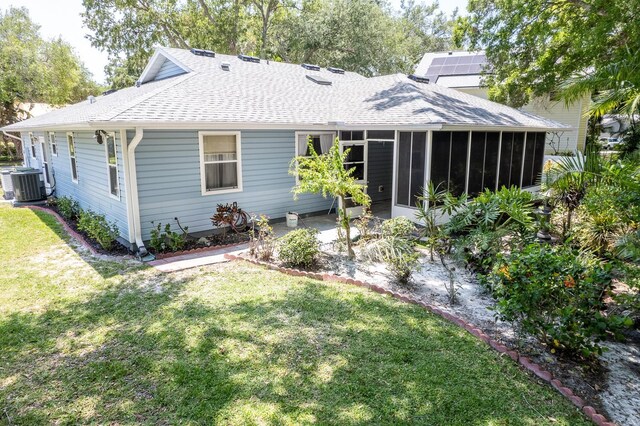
[5,0,468,85]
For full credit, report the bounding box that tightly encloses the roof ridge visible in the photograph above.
[97,73,196,122]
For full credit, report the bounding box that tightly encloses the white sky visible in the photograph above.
[4,0,468,85]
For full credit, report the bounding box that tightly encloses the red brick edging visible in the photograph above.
[24,205,99,256]
[224,253,615,426]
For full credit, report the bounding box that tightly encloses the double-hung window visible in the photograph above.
[199,132,242,195]
[67,132,78,183]
[104,132,119,198]
[29,132,37,159]
[49,132,58,156]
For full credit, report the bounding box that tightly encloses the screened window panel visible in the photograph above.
[509,132,525,187]
[449,132,469,196]
[205,163,238,190]
[366,130,394,140]
[339,131,352,141]
[498,132,513,189]
[483,132,500,191]
[409,132,426,207]
[468,132,486,196]
[430,131,451,192]
[531,132,546,186]
[396,132,412,206]
[522,133,536,187]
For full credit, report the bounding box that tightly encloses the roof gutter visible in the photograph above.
[2,130,22,143]
[126,127,154,261]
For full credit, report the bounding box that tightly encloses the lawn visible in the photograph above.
[0,205,590,425]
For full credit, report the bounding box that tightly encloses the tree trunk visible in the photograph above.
[339,195,354,258]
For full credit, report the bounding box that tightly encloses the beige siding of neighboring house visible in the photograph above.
[457,88,588,154]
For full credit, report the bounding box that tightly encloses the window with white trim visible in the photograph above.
[49,132,57,156]
[104,132,119,197]
[29,132,37,159]
[67,132,78,183]
[296,132,335,157]
[199,132,242,195]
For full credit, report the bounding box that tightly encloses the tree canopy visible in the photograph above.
[82,0,455,88]
[0,6,102,127]
[456,0,640,114]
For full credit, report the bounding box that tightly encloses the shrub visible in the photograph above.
[56,196,81,221]
[148,222,188,253]
[362,236,420,284]
[77,210,120,250]
[381,216,416,239]
[483,243,631,357]
[250,215,276,261]
[278,228,319,268]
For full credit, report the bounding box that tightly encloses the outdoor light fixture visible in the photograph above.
[94,130,108,145]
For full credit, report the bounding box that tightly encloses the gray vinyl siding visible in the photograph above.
[154,58,186,81]
[47,131,129,240]
[135,129,333,240]
[367,141,394,203]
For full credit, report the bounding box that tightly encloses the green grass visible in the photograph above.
[0,205,590,425]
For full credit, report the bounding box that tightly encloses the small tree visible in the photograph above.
[290,138,370,258]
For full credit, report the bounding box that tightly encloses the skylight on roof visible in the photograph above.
[238,54,260,63]
[306,75,332,85]
[191,48,215,57]
[302,63,320,71]
[327,67,345,74]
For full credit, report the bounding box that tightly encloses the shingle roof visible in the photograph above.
[2,47,567,132]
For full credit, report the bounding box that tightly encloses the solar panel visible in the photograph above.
[443,56,460,65]
[456,56,475,65]
[431,57,446,65]
[471,54,486,64]
[440,65,457,75]
[306,75,332,85]
[454,64,471,74]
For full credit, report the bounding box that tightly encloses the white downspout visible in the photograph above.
[126,127,149,256]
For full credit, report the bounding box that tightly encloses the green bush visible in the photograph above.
[381,216,416,239]
[483,243,631,357]
[148,222,188,253]
[447,186,537,273]
[278,228,320,268]
[362,236,420,284]
[56,196,81,221]
[77,210,120,251]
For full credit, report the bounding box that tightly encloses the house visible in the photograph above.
[415,51,589,154]
[1,46,566,255]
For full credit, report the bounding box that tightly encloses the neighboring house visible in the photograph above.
[1,46,566,254]
[415,51,590,154]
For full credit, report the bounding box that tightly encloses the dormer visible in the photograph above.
[138,48,191,84]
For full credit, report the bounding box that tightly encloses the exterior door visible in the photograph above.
[340,141,367,217]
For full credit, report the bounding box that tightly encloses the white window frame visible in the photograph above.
[67,132,78,184]
[294,131,336,184]
[49,132,58,157]
[29,132,37,159]
[199,131,243,196]
[104,132,120,200]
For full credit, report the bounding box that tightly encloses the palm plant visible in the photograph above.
[542,145,604,236]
